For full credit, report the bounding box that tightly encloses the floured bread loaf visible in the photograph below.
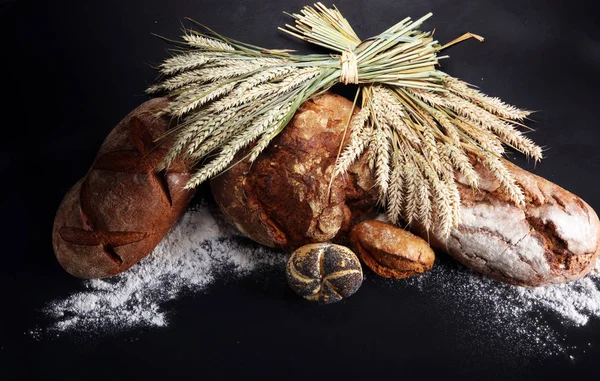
[415,155,600,286]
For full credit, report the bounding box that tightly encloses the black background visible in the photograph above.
[2,0,600,379]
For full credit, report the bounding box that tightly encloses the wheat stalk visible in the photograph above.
[386,152,404,225]
[149,2,542,238]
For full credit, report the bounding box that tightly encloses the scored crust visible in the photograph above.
[52,98,196,279]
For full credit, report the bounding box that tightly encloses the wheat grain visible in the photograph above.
[443,171,462,226]
[444,75,531,120]
[209,68,318,113]
[372,87,422,147]
[202,57,284,69]
[429,171,453,238]
[489,121,543,161]
[183,34,236,51]
[276,68,321,91]
[189,125,244,162]
[444,93,506,130]
[373,127,391,202]
[407,87,540,164]
[198,104,292,178]
[455,117,505,156]
[159,109,238,170]
[158,52,225,75]
[152,63,266,92]
[386,156,404,224]
[483,153,525,206]
[430,109,461,143]
[210,83,278,112]
[234,66,297,94]
[402,155,419,224]
[439,143,479,188]
[421,127,441,173]
[406,87,447,107]
[414,155,448,236]
[248,128,277,162]
[151,4,542,236]
[176,83,236,116]
[415,165,432,231]
[247,104,294,162]
[334,107,371,174]
[364,143,375,172]
[183,110,240,159]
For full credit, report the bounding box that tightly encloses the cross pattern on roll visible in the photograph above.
[286,243,363,304]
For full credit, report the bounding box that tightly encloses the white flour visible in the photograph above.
[36,204,600,357]
[39,202,286,334]
[403,257,600,356]
[517,277,600,326]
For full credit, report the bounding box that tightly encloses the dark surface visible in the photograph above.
[2,0,600,379]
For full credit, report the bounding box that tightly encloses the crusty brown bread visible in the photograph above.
[350,220,435,279]
[211,92,599,286]
[52,98,196,279]
[413,154,600,286]
[210,92,378,251]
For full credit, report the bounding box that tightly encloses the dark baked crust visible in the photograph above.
[52,98,196,279]
[350,220,435,279]
[210,92,377,251]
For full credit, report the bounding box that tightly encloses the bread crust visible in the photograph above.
[350,220,435,279]
[414,154,600,286]
[210,92,378,251]
[52,98,196,279]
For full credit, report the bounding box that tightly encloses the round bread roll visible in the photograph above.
[210,92,377,252]
[286,243,363,304]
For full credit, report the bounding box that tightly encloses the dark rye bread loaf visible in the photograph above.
[52,98,196,279]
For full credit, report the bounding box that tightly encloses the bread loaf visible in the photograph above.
[52,98,196,279]
[213,91,599,286]
[210,92,377,251]
[414,155,600,286]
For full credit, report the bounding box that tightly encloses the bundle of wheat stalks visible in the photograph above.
[148,2,542,238]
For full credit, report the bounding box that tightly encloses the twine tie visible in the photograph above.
[339,50,359,85]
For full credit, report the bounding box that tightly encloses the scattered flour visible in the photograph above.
[36,202,600,357]
[403,257,600,356]
[517,277,600,326]
[40,202,287,334]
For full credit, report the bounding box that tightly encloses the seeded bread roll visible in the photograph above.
[286,243,363,304]
[52,98,196,279]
